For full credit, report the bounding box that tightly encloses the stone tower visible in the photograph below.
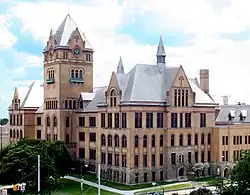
[43,14,94,156]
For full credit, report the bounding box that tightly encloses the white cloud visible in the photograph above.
[6,0,250,105]
[0,14,16,48]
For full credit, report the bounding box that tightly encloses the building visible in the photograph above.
[0,122,10,149]
[9,14,221,184]
[212,103,250,178]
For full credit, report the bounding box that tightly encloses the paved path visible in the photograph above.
[64,176,218,195]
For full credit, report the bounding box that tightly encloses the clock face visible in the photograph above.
[74,47,80,56]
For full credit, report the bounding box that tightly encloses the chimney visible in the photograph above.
[222,96,228,105]
[200,69,209,94]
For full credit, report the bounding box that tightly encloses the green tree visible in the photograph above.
[0,118,8,125]
[220,151,250,194]
[0,138,72,193]
[189,188,213,195]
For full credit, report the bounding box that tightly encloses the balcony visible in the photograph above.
[46,78,55,84]
[70,77,84,84]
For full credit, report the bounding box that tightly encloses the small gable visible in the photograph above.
[106,71,121,93]
[171,66,191,89]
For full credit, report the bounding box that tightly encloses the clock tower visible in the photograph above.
[42,14,93,155]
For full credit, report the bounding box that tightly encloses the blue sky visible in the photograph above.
[1,0,250,117]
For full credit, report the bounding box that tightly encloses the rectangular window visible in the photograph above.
[115,113,119,128]
[144,173,147,182]
[233,136,236,145]
[179,113,183,128]
[195,152,198,163]
[171,153,176,165]
[108,153,112,165]
[134,155,138,167]
[222,136,225,145]
[200,113,206,128]
[188,152,191,163]
[208,151,211,162]
[160,171,163,180]
[143,155,147,167]
[122,113,127,128]
[185,90,188,106]
[89,149,96,160]
[66,134,69,143]
[101,113,105,128]
[160,154,164,166]
[37,130,41,139]
[152,154,155,167]
[101,153,106,164]
[157,113,164,128]
[89,133,96,142]
[79,148,85,158]
[89,117,96,127]
[171,113,178,128]
[122,155,126,167]
[79,117,85,127]
[79,132,85,141]
[20,115,23,125]
[146,112,153,128]
[201,151,205,162]
[108,113,112,128]
[181,90,185,107]
[245,135,248,144]
[185,113,191,128]
[115,154,119,166]
[174,89,177,106]
[240,136,242,144]
[37,117,41,126]
[135,112,142,128]
[17,115,19,126]
[178,90,181,106]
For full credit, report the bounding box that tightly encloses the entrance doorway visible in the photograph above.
[178,167,184,177]
[224,168,229,178]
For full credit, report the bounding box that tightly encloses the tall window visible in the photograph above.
[101,134,106,146]
[181,90,185,106]
[200,113,206,128]
[53,116,57,127]
[194,134,198,145]
[110,89,117,107]
[179,113,183,128]
[201,133,205,145]
[152,135,155,147]
[122,135,127,147]
[171,113,178,128]
[122,113,127,128]
[174,89,177,106]
[108,113,112,128]
[179,134,183,146]
[185,90,188,106]
[101,113,105,128]
[47,117,50,126]
[146,112,153,128]
[143,135,147,147]
[108,135,112,146]
[208,133,211,145]
[135,112,142,128]
[185,113,191,128]
[160,135,164,147]
[134,135,139,148]
[89,117,96,127]
[171,134,175,146]
[114,113,119,128]
[188,134,191,146]
[157,113,163,128]
[115,135,119,147]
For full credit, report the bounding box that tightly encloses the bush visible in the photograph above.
[189,188,213,195]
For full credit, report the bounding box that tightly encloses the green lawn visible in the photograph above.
[71,173,176,190]
[52,179,121,195]
[196,177,230,186]
[134,183,193,194]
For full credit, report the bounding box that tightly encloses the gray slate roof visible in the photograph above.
[216,104,250,123]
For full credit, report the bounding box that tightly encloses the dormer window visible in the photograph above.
[228,110,235,121]
[110,89,117,107]
[240,110,247,121]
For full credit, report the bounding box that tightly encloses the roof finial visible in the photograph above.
[67,0,71,16]
[156,35,166,71]
[116,56,124,74]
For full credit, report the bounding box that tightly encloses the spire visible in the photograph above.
[156,35,166,71]
[116,56,124,74]
[13,87,19,99]
[49,28,53,37]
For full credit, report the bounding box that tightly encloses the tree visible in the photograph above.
[191,163,210,178]
[220,151,250,195]
[0,138,72,193]
[189,188,213,195]
[0,118,8,125]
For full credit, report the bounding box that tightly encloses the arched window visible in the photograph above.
[17,130,19,138]
[115,135,119,147]
[53,116,57,127]
[188,134,191,146]
[71,69,74,78]
[79,70,83,78]
[208,133,211,145]
[179,134,183,146]
[160,135,163,147]
[195,134,198,145]
[47,117,50,126]
[134,135,138,148]
[143,135,147,147]
[52,70,55,78]
[66,116,70,127]
[73,100,77,109]
[10,129,12,138]
[122,135,127,147]
[75,70,78,78]
[171,134,175,146]
[108,135,112,146]
[101,134,106,146]
[201,133,205,145]
[20,130,23,138]
[151,135,155,147]
[65,100,68,109]
[110,89,117,107]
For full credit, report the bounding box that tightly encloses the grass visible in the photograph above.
[52,179,121,195]
[134,183,193,194]
[196,177,230,186]
[71,173,176,190]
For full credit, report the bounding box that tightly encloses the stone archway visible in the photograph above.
[223,168,229,178]
[178,167,185,177]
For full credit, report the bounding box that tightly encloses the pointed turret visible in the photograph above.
[116,56,124,74]
[156,36,166,71]
[49,28,53,37]
[13,87,19,99]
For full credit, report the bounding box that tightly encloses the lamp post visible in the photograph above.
[18,168,24,195]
